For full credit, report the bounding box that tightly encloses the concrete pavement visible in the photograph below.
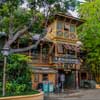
[44,89,100,100]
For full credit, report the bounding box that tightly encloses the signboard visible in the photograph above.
[53,58,80,64]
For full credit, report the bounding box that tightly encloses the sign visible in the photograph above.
[53,58,80,64]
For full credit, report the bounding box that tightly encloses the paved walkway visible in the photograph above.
[44,89,100,100]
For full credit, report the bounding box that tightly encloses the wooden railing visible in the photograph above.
[28,54,49,64]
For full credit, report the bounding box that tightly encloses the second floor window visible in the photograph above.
[57,31,63,37]
[57,21,63,30]
[64,31,69,38]
[70,25,75,32]
[70,33,76,39]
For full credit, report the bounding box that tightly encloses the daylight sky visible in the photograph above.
[22,0,85,17]
[79,0,83,1]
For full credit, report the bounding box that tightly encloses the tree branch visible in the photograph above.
[11,39,41,53]
[4,26,28,49]
[3,16,37,49]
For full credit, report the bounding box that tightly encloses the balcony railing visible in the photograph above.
[29,54,49,64]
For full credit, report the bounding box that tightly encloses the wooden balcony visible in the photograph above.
[28,54,50,64]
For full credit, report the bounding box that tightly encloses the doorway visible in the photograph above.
[58,69,75,89]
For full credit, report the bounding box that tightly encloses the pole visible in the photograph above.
[2,56,7,96]
[75,46,79,90]
[75,67,79,90]
[56,64,59,94]
[61,81,64,92]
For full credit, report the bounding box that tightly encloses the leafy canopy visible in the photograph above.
[78,0,100,78]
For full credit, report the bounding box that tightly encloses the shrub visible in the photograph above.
[0,54,36,97]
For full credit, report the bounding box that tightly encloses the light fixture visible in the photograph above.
[76,41,83,47]
[1,48,10,56]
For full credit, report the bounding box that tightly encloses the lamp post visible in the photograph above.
[2,48,10,96]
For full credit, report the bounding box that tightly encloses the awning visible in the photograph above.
[63,44,80,52]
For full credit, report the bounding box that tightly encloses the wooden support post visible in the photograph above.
[40,43,43,63]
[75,64,79,89]
[55,43,58,57]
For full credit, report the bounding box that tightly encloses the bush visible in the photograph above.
[0,54,38,97]
[0,82,2,96]
[6,82,27,95]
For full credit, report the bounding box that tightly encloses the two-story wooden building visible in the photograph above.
[28,13,86,89]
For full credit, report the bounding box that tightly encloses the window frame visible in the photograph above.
[57,21,64,31]
[70,24,76,33]
[34,73,39,82]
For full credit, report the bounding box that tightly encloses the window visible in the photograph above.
[57,31,63,37]
[64,23,69,30]
[70,33,76,39]
[70,25,75,32]
[57,44,64,54]
[42,74,48,81]
[57,21,63,30]
[64,31,69,38]
[34,74,39,82]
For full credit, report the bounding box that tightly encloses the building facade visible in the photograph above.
[28,13,85,89]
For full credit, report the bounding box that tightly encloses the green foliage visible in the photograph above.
[0,82,2,96]
[0,53,3,82]
[6,82,27,95]
[0,0,80,35]
[0,54,33,96]
[7,54,31,83]
[0,0,44,35]
[28,0,79,14]
[78,0,100,81]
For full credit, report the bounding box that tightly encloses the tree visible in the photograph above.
[0,54,34,96]
[6,54,32,95]
[0,0,80,53]
[78,0,100,82]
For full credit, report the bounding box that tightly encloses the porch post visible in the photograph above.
[40,43,43,63]
[75,64,79,90]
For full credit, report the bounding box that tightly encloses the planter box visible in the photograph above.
[0,92,44,100]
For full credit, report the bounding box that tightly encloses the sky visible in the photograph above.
[21,0,85,17]
[79,0,85,2]
[22,0,85,8]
